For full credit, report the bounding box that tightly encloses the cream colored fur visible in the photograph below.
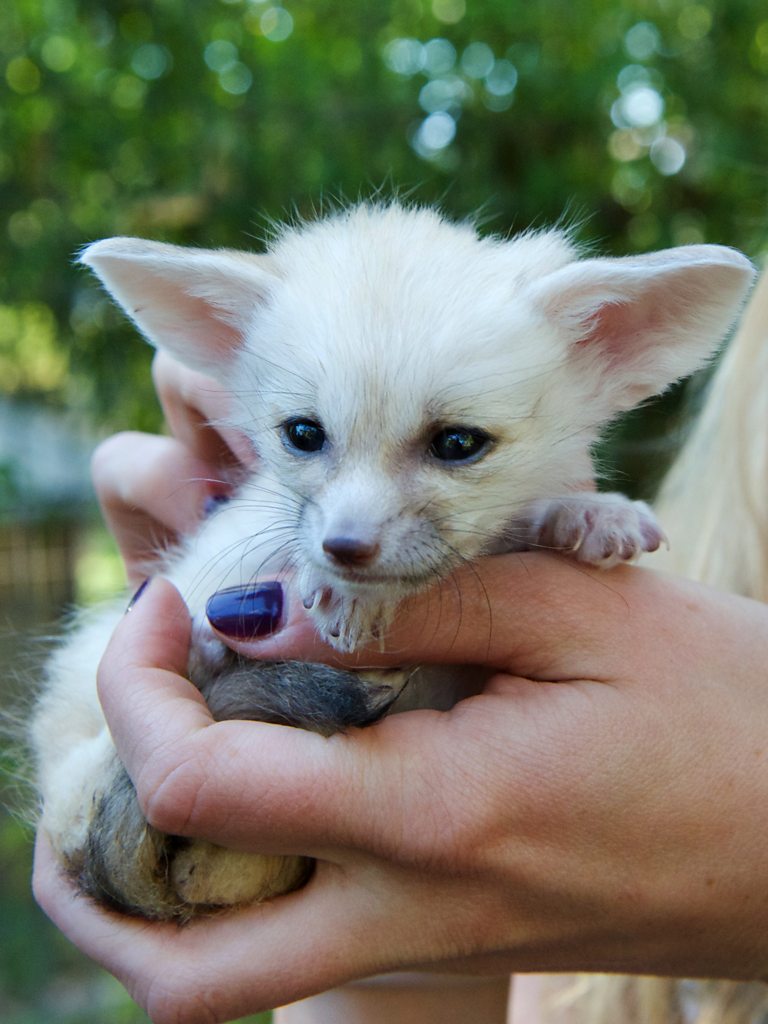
[31,203,754,920]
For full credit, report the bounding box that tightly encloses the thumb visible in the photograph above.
[212,553,647,680]
[96,577,445,856]
[97,576,211,762]
[98,577,543,861]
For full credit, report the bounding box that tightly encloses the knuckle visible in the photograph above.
[138,748,206,836]
[152,350,198,410]
[398,776,497,875]
[151,349,179,393]
[406,816,481,874]
[143,975,221,1024]
[90,432,138,494]
[96,654,133,712]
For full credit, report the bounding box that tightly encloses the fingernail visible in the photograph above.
[126,578,151,612]
[206,582,283,639]
[203,492,230,517]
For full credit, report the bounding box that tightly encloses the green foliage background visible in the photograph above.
[2,0,767,429]
[0,0,767,1020]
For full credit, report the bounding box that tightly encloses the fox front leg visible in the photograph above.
[78,756,310,921]
[520,492,666,568]
[75,654,407,921]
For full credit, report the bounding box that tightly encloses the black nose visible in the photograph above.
[322,535,381,567]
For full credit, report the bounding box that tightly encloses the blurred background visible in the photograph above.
[1,0,766,1020]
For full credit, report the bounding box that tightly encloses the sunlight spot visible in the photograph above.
[419,76,468,114]
[8,210,42,248]
[131,43,172,80]
[219,62,253,94]
[614,84,664,128]
[5,56,41,94]
[260,7,294,43]
[111,74,148,110]
[423,38,456,76]
[677,5,712,41]
[41,36,78,73]
[624,22,660,61]
[650,136,686,175]
[485,59,517,96]
[432,0,466,25]
[383,38,425,77]
[461,41,494,79]
[413,111,456,158]
[608,129,644,162]
[204,39,239,72]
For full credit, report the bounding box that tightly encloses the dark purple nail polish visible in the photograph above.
[126,578,150,612]
[206,582,283,639]
[203,493,231,517]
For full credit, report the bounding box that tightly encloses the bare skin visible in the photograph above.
[32,354,768,1024]
[33,560,768,1020]
[91,353,254,585]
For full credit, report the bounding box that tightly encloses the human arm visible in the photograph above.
[33,557,768,1024]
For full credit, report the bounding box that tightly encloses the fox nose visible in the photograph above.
[322,535,381,567]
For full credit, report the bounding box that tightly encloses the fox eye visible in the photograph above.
[429,426,491,463]
[282,418,327,453]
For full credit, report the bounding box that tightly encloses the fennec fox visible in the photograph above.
[31,204,753,920]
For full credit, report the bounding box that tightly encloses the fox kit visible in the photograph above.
[31,203,753,921]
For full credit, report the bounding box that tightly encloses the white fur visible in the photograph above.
[82,204,753,642]
[35,203,754,909]
[31,603,124,857]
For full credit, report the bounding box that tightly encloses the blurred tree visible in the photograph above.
[0,0,766,430]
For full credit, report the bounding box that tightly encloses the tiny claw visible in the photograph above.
[641,522,667,553]
[302,587,331,611]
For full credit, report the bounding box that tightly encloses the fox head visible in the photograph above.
[81,203,753,642]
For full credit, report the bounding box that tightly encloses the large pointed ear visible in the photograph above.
[78,238,279,377]
[527,244,755,412]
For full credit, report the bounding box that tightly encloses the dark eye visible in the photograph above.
[283,418,326,453]
[429,426,491,463]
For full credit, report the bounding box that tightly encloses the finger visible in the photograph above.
[152,351,257,470]
[213,553,654,680]
[33,831,489,1024]
[100,576,631,878]
[98,578,354,854]
[97,577,213,773]
[31,832,415,1022]
[92,431,226,582]
[99,578,530,859]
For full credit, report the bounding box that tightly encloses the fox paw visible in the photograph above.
[526,493,665,568]
[299,579,393,652]
[75,759,310,920]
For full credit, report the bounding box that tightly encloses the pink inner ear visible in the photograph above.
[578,296,664,369]
[129,286,247,376]
[160,292,243,357]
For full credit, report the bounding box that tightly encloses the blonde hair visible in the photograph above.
[654,265,768,599]
[560,265,768,1024]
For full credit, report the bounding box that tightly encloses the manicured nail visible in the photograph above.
[126,578,151,612]
[203,492,231,517]
[206,582,283,639]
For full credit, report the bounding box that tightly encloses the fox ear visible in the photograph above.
[78,238,278,377]
[528,244,755,411]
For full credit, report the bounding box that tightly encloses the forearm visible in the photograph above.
[274,973,511,1024]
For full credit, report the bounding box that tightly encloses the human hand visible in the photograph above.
[33,559,768,1024]
[90,351,255,583]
